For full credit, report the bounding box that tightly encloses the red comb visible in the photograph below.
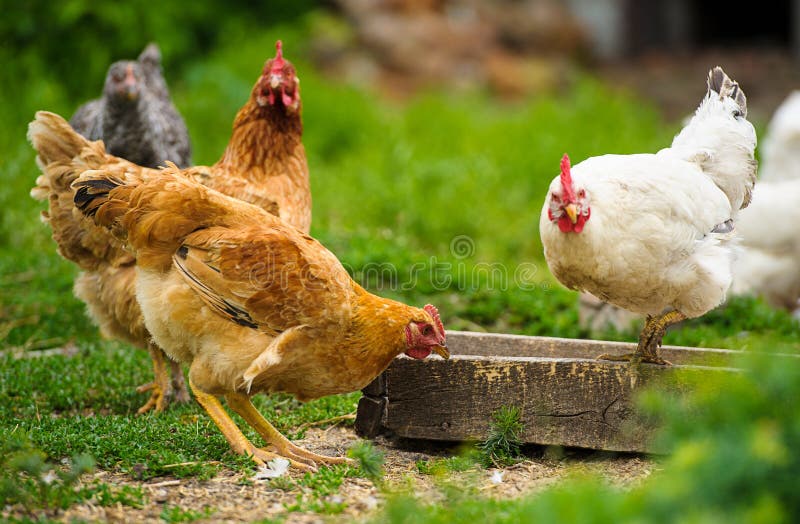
[270,40,286,73]
[423,304,445,340]
[560,154,576,201]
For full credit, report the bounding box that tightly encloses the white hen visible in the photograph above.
[540,67,757,364]
[730,92,800,312]
[758,91,800,182]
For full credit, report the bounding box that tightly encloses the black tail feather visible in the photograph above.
[73,177,123,217]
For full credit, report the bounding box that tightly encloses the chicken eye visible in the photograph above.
[422,325,433,336]
[732,109,743,118]
[551,193,561,202]
[578,189,586,198]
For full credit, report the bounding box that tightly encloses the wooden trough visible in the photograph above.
[355,331,745,453]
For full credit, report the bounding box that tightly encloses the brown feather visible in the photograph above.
[73,168,442,401]
[29,53,310,412]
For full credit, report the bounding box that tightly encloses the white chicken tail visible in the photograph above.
[707,66,747,117]
[668,66,757,213]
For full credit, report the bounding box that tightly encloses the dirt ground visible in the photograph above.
[49,425,655,523]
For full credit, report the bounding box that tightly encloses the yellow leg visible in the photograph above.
[136,344,172,414]
[188,380,315,471]
[597,311,686,365]
[226,393,354,468]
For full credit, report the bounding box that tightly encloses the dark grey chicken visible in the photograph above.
[70,43,192,168]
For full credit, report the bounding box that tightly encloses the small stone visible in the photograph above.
[152,488,169,503]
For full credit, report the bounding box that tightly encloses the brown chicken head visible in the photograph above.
[103,61,143,102]
[404,304,449,360]
[255,40,300,112]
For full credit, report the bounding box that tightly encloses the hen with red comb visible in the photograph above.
[540,66,757,365]
[30,40,311,416]
[66,159,448,471]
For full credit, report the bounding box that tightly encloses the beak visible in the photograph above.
[564,203,578,224]
[433,343,450,360]
[123,65,138,100]
[269,73,282,89]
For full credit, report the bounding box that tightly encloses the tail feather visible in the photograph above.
[73,166,206,270]
[28,111,92,170]
[29,111,135,269]
[707,66,747,117]
[73,176,125,217]
[72,171,139,241]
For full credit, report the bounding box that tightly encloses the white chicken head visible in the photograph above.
[546,154,591,233]
[255,40,301,112]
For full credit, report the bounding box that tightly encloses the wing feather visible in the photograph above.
[172,227,353,335]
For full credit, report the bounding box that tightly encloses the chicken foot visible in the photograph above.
[597,311,687,365]
[188,380,317,472]
[136,344,173,414]
[226,393,354,470]
[136,344,191,413]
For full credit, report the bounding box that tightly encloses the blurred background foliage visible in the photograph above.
[1,1,799,522]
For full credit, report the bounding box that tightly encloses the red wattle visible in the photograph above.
[405,347,432,360]
[557,208,590,233]
[281,87,293,107]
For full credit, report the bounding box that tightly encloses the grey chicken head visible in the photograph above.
[103,60,145,103]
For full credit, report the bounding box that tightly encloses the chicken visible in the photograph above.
[70,43,192,169]
[580,90,800,329]
[540,67,757,364]
[729,92,800,313]
[30,41,310,413]
[756,91,800,182]
[70,166,449,470]
[731,180,800,312]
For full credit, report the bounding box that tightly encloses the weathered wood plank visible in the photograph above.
[379,356,731,453]
[444,331,743,367]
[355,331,784,452]
[354,395,386,438]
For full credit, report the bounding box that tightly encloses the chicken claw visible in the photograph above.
[597,311,685,366]
[136,345,173,413]
[136,381,169,414]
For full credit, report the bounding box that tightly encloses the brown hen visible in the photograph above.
[29,41,310,413]
[71,167,448,470]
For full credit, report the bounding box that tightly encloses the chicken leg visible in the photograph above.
[136,344,191,413]
[136,344,172,414]
[225,393,354,468]
[170,359,191,403]
[188,380,346,471]
[597,310,687,365]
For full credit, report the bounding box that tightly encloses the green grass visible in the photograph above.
[372,351,800,524]
[1,8,799,522]
[479,406,524,468]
